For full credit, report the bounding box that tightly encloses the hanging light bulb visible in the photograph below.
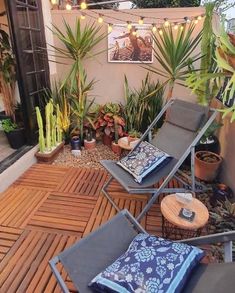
[174,23,178,30]
[184,17,191,23]
[194,18,199,24]
[108,24,113,33]
[138,17,144,25]
[180,24,184,30]
[152,24,157,33]
[66,3,72,10]
[51,0,58,4]
[159,29,163,35]
[127,21,132,30]
[80,13,86,20]
[197,15,202,21]
[98,14,103,24]
[80,1,87,10]
[132,30,137,36]
[164,18,170,27]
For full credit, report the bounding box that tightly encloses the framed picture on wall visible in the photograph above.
[108,24,153,63]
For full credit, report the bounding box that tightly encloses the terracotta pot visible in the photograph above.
[103,134,112,146]
[35,141,65,163]
[195,151,222,182]
[84,139,96,150]
[111,142,122,156]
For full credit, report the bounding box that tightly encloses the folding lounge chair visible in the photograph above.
[101,98,218,221]
[49,210,235,293]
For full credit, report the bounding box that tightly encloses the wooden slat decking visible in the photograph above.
[0,163,178,292]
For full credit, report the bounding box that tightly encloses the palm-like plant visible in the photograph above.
[50,18,107,90]
[147,24,202,101]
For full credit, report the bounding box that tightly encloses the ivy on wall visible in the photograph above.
[131,0,200,8]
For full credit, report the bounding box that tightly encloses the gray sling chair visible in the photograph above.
[49,210,235,293]
[101,98,218,221]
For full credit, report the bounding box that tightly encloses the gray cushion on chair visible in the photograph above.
[58,213,139,293]
[166,104,205,132]
[183,262,235,293]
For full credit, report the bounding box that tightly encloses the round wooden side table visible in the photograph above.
[160,194,209,240]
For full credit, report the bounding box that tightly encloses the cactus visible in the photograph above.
[56,104,63,144]
[35,107,45,153]
[45,102,52,151]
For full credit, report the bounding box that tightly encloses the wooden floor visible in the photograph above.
[0,164,180,292]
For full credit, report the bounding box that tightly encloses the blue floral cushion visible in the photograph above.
[89,234,204,293]
[117,141,172,184]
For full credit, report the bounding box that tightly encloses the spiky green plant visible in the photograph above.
[35,107,45,153]
[50,18,106,90]
[147,24,202,101]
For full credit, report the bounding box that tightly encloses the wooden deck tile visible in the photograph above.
[56,167,108,196]
[27,192,97,236]
[14,164,68,191]
[0,187,48,228]
[0,226,23,262]
[0,230,79,293]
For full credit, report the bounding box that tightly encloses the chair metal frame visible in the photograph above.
[49,210,235,293]
[102,99,218,221]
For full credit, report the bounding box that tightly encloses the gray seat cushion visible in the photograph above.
[183,262,235,293]
[166,99,208,132]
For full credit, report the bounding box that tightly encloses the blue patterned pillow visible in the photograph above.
[117,141,172,184]
[89,234,204,293]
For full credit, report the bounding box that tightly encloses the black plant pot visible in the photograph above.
[70,136,81,150]
[0,111,11,121]
[5,128,26,149]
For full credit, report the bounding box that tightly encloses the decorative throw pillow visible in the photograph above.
[89,234,204,293]
[117,141,172,183]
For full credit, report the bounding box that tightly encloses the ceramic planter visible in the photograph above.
[70,136,81,150]
[35,141,64,163]
[111,142,122,156]
[84,139,96,150]
[103,134,113,146]
[195,151,222,182]
[5,128,25,149]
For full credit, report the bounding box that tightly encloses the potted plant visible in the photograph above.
[96,102,125,146]
[1,118,25,149]
[0,28,16,121]
[35,100,64,163]
[84,128,96,150]
[195,151,222,182]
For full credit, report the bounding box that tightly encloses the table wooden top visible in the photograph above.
[160,194,209,230]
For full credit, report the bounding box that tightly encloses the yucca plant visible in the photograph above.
[50,18,106,90]
[147,24,202,101]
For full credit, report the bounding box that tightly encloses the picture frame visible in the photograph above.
[108,24,153,63]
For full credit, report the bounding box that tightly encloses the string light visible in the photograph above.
[80,12,86,20]
[80,1,87,10]
[194,19,199,24]
[98,14,104,23]
[159,29,163,35]
[65,3,72,10]
[51,0,58,4]
[127,21,132,30]
[132,30,137,36]
[180,24,184,30]
[184,17,191,23]
[164,18,170,27]
[152,24,157,33]
[197,15,202,21]
[138,17,144,25]
[108,24,113,32]
[174,23,178,30]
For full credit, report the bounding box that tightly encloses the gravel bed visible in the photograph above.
[52,143,119,169]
